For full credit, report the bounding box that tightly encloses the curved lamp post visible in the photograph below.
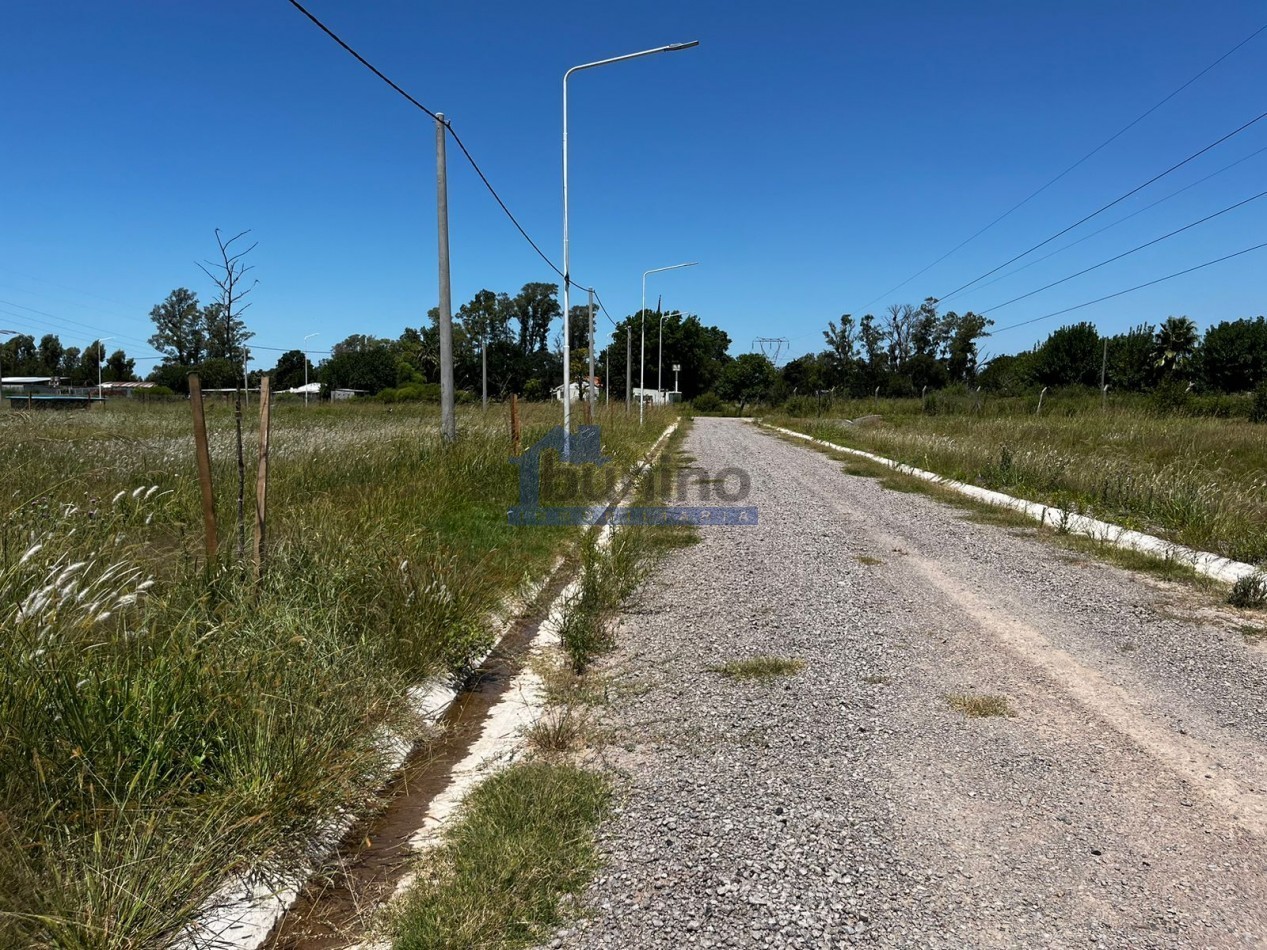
[640,263,697,424]
[303,332,320,406]
[96,337,114,401]
[563,40,699,449]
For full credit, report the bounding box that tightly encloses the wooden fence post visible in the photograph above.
[253,376,272,584]
[188,373,218,560]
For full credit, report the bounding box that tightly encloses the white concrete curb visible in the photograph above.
[174,420,680,950]
[760,421,1261,587]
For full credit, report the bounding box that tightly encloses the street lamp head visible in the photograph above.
[666,41,700,51]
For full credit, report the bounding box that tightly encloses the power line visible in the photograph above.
[284,2,662,341]
[852,20,1267,313]
[938,108,1267,301]
[284,0,439,120]
[284,0,568,282]
[942,142,1267,303]
[978,187,1267,314]
[990,239,1267,336]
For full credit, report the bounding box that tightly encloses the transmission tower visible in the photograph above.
[752,337,790,366]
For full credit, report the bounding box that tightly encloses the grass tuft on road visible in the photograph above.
[946,692,1013,718]
[391,762,609,950]
[711,656,805,681]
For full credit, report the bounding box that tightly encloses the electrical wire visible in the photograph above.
[284,0,570,283]
[851,20,1267,313]
[937,108,1267,301]
[977,186,1267,314]
[285,2,686,337]
[940,142,1267,304]
[990,239,1267,335]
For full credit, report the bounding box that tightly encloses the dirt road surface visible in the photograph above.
[545,416,1267,949]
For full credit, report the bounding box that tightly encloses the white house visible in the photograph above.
[631,387,671,406]
[552,376,602,402]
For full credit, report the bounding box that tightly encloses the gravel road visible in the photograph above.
[544,416,1267,949]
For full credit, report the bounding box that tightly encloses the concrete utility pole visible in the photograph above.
[481,330,488,410]
[436,113,456,443]
[626,328,632,413]
[587,287,596,420]
[1100,338,1109,412]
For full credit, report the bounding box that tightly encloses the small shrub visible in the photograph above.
[1251,383,1267,424]
[1228,572,1267,609]
[691,392,725,414]
[783,395,820,418]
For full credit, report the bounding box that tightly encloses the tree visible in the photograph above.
[1153,315,1198,378]
[782,353,828,395]
[319,337,397,394]
[197,230,257,367]
[81,339,108,382]
[1,334,38,375]
[62,347,83,385]
[266,350,309,391]
[716,352,778,413]
[458,289,515,401]
[513,282,561,353]
[1033,322,1101,387]
[1196,316,1267,392]
[945,312,992,383]
[859,313,886,371]
[104,349,136,382]
[148,288,206,366]
[1105,323,1156,391]
[38,334,64,376]
[884,303,918,369]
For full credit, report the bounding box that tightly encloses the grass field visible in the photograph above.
[767,393,1267,567]
[0,397,672,948]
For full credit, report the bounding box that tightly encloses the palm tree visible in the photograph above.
[1153,316,1198,376]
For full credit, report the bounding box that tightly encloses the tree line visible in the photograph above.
[141,280,736,403]
[0,334,136,385]
[775,300,1267,402]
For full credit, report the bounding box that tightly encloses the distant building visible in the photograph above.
[630,387,671,406]
[552,376,602,402]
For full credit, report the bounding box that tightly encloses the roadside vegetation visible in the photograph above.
[391,762,609,950]
[710,656,806,681]
[765,393,1267,568]
[0,398,672,947]
[390,423,698,948]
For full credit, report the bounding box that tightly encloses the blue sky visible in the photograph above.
[2,0,1264,372]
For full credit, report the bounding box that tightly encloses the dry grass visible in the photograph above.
[0,398,674,947]
[774,399,1267,566]
[710,656,805,681]
[946,692,1013,718]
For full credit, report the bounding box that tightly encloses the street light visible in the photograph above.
[641,263,697,425]
[303,332,320,406]
[96,337,114,402]
[563,40,699,449]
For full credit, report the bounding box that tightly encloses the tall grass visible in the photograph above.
[769,394,1267,565]
[0,399,671,947]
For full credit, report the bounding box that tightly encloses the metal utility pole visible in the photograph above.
[564,41,699,443]
[586,288,596,420]
[640,262,698,425]
[303,332,319,406]
[625,328,632,413]
[436,113,456,443]
[1100,338,1109,412]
